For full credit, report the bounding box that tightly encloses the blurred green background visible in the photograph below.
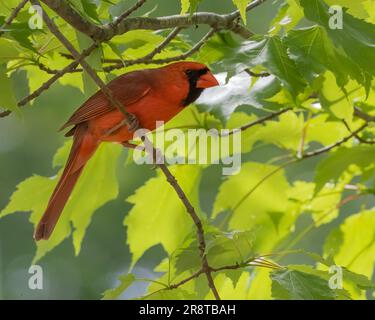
[1,0,372,299]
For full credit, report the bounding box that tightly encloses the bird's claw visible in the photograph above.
[104,113,139,136]
[127,113,139,132]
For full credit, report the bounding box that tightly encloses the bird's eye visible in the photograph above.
[185,70,194,76]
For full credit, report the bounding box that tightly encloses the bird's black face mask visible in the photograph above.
[183,67,209,106]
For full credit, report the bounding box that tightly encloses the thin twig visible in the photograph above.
[245,69,271,78]
[103,28,216,72]
[150,151,221,300]
[354,106,375,122]
[226,0,268,20]
[297,112,312,159]
[231,159,296,214]
[168,254,282,290]
[282,193,366,254]
[128,135,222,298]
[35,59,82,74]
[342,120,375,145]
[108,0,148,30]
[224,108,292,136]
[0,0,29,37]
[168,269,203,289]
[303,123,368,158]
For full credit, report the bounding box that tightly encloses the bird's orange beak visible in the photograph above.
[196,72,220,89]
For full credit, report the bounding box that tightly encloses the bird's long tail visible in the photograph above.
[34,124,98,241]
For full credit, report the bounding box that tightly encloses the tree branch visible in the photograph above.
[224,107,292,136]
[167,255,282,291]
[142,139,221,300]
[342,120,375,145]
[0,0,29,37]
[245,69,271,78]
[302,123,368,158]
[354,106,375,122]
[40,0,267,40]
[108,0,148,30]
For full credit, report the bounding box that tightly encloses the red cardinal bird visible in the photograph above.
[34,61,219,240]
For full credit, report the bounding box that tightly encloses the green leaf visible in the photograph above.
[269,0,304,35]
[271,268,337,300]
[212,162,291,252]
[256,111,303,151]
[323,0,370,19]
[174,239,202,274]
[299,0,375,91]
[285,26,361,88]
[196,72,288,123]
[259,36,306,98]
[147,258,199,299]
[342,267,375,291]
[0,175,55,221]
[363,1,375,23]
[0,64,18,112]
[125,165,202,268]
[180,0,202,15]
[196,72,250,122]
[247,269,273,299]
[206,230,254,268]
[199,32,307,98]
[0,38,20,62]
[315,145,375,192]
[319,71,355,121]
[180,0,190,14]
[175,230,254,273]
[0,17,36,52]
[225,112,259,154]
[69,0,101,23]
[0,142,121,262]
[81,0,101,23]
[205,272,251,299]
[287,181,343,226]
[305,114,347,146]
[102,274,135,300]
[324,209,375,280]
[198,31,253,77]
[232,0,250,25]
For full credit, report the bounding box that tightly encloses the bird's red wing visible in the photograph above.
[60,71,151,130]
